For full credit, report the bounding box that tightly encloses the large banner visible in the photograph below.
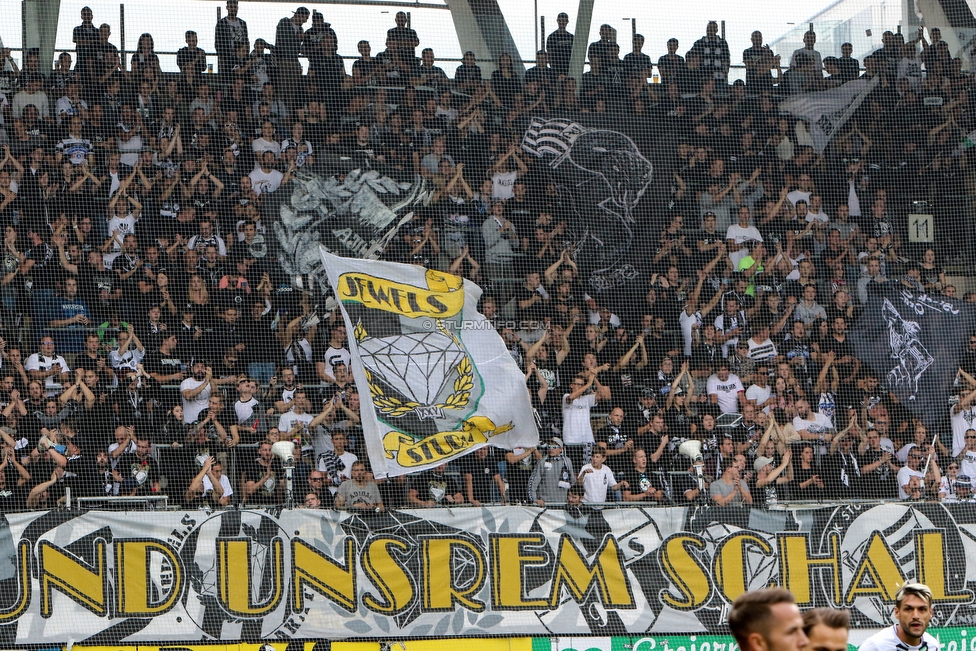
[4,503,976,645]
[521,118,653,296]
[778,77,879,152]
[851,284,975,427]
[319,250,539,477]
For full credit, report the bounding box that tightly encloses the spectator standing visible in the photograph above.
[545,13,574,78]
[407,463,463,506]
[951,387,976,457]
[562,370,610,470]
[528,437,574,505]
[707,363,745,414]
[275,7,309,111]
[318,430,357,495]
[215,0,249,77]
[180,360,213,424]
[25,338,71,397]
[46,277,92,353]
[577,448,627,504]
[692,21,731,86]
[790,31,823,73]
[73,7,100,85]
[462,446,505,505]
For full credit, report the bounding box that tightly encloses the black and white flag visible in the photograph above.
[851,283,976,425]
[779,76,879,152]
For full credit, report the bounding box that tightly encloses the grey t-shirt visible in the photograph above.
[336,479,382,509]
[709,477,749,504]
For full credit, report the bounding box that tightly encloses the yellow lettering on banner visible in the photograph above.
[338,269,464,319]
[293,538,358,613]
[713,532,774,602]
[658,534,711,609]
[489,534,549,609]
[114,539,184,616]
[39,539,108,617]
[0,541,31,621]
[216,537,284,616]
[844,531,906,604]
[362,538,414,614]
[548,535,634,609]
[384,418,513,467]
[915,530,970,602]
[778,532,842,606]
[421,537,487,612]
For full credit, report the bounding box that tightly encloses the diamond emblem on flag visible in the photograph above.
[359,331,464,406]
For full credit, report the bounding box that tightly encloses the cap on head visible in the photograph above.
[753,456,774,472]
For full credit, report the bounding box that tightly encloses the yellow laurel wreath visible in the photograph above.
[358,321,474,417]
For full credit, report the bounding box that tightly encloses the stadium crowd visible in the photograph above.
[1,3,976,512]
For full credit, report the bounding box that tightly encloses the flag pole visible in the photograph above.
[921,431,939,477]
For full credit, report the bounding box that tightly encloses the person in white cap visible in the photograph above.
[753,450,792,506]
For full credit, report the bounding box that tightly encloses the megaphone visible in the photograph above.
[271,441,295,465]
[678,439,706,494]
[678,439,703,462]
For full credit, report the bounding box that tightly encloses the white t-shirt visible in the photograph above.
[961,449,976,481]
[745,383,772,413]
[202,473,234,498]
[951,404,976,457]
[180,377,212,424]
[234,397,261,424]
[249,167,284,194]
[858,624,939,651]
[25,353,69,394]
[109,347,144,371]
[805,209,829,224]
[107,214,137,248]
[278,410,314,436]
[491,170,517,200]
[793,412,832,436]
[679,309,702,357]
[725,224,763,245]
[786,188,812,207]
[746,337,777,361]
[706,373,744,414]
[562,393,597,445]
[322,346,352,378]
[578,463,617,503]
[897,465,926,500]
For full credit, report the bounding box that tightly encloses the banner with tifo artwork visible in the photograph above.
[778,77,879,152]
[520,118,652,297]
[6,503,976,645]
[851,284,976,428]
[319,250,539,477]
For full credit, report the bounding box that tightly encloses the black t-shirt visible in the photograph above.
[461,454,499,503]
[410,469,462,505]
[64,455,112,498]
[596,422,632,475]
[621,467,655,499]
[242,458,282,504]
[142,350,183,382]
[858,448,897,499]
[73,352,103,372]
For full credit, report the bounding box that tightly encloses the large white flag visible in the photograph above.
[320,248,539,477]
[778,76,879,152]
